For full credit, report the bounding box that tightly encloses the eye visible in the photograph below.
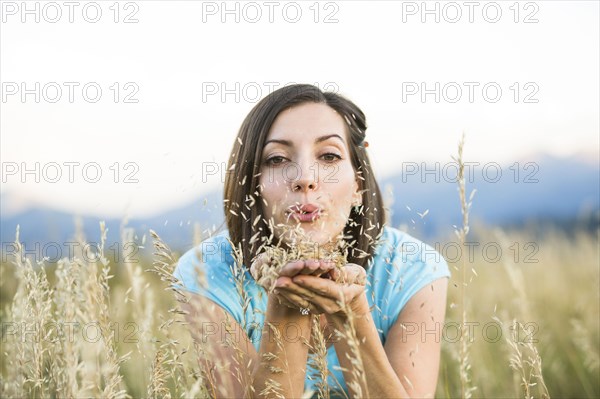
[321,152,342,162]
[265,153,341,166]
[265,155,287,166]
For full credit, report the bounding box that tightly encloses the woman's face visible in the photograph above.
[258,102,362,247]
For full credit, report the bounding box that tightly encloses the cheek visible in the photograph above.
[258,178,291,215]
[324,168,356,201]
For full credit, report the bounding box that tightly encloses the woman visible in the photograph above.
[174,84,450,398]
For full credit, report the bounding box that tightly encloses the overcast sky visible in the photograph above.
[1,0,598,218]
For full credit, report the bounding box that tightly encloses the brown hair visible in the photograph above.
[223,84,386,269]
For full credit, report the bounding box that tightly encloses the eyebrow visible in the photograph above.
[264,134,345,147]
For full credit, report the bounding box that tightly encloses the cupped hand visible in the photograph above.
[279,259,337,278]
[250,254,336,297]
[274,263,369,316]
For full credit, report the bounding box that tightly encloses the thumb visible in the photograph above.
[344,263,367,285]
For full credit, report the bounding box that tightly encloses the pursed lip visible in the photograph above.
[285,203,323,222]
[286,203,321,214]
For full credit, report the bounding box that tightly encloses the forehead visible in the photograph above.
[266,102,348,144]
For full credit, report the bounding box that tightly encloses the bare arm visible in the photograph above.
[181,259,334,398]
[328,277,449,398]
[328,295,411,398]
[182,291,311,398]
[278,268,449,398]
[181,294,257,398]
[251,292,312,398]
[380,277,449,398]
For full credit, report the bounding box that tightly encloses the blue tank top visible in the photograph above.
[173,225,451,396]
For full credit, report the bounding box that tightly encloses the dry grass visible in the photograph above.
[0,221,597,398]
[249,223,350,295]
[452,132,478,399]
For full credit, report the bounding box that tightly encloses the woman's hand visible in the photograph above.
[273,263,370,317]
[250,255,337,310]
[273,259,337,310]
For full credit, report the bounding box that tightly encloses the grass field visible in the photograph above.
[0,218,598,398]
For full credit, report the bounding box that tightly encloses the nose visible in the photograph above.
[290,160,319,192]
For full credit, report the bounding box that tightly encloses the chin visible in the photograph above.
[274,222,326,244]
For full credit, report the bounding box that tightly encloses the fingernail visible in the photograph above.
[293,277,304,284]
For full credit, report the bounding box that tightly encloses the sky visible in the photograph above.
[1,0,599,218]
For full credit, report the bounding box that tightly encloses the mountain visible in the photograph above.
[382,153,599,237]
[1,153,598,257]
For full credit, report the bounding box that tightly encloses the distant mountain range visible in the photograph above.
[1,153,598,258]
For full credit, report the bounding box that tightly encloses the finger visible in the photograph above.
[338,284,366,306]
[278,260,306,277]
[275,279,317,300]
[250,260,261,281]
[341,264,367,285]
[324,266,341,281]
[293,259,333,276]
[277,290,309,309]
[258,252,272,265]
[310,284,366,315]
[292,276,342,300]
[304,294,342,314]
[343,270,363,286]
[251,253,273,281]
[298,260,320,275]
[260,275,273,291]
[274,293,299,310]
[292,275,367,303]
[312,260,335,276]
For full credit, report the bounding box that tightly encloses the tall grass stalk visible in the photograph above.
[148,229,210,398]
[227,239,260,398]
[335,296,369,399]
[493,229,550,399]
[51,257,84,397]
[89,222,130,398]
[3,226,54,398]
[307,314,331,399]
[451,133,477,398]
[259,323,289,399]
[121,225,154,390]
